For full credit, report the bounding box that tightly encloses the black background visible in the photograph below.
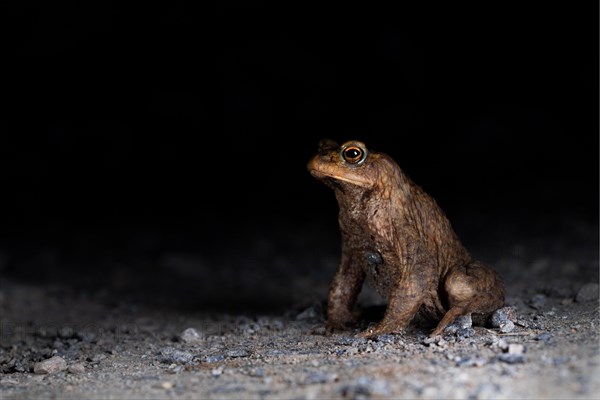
[2,3,598,286]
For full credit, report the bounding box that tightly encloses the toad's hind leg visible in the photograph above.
[430,260,504,337]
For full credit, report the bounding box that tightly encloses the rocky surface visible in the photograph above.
[0,216,598,399]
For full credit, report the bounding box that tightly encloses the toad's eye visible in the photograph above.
[342,146,365,164]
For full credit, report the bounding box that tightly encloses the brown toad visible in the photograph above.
[307,139,505,338]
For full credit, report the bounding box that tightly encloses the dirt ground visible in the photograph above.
[0,213,598,399]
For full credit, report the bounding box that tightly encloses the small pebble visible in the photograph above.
[507,344,525,355]
[34,356,67,374]
[490,307,518,327]
[444,315,473,334]
[498,353,525,364]
[161,381,174,389]
[211,365,224,377]
[227,349,250,358]
[516,319,530,328]
[575,283,599,302]
[534,332,552,342]
[499,320,515,333]
[167,365,184,374]
[88,354,107,363]
[496,339,509,351]
[423,336,447,347]
[529,294,547,310]
[203,355,225,363]
[375,334,398,344]
[456,327,475,339]
[160,347,194,364]
[67,363,85,374]
[179,328,204,344]
[309,325,327,335]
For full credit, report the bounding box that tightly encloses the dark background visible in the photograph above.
[1,3,597,295]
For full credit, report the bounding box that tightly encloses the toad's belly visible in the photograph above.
[364,268,394,299]
[360,249,447,319]
[365,266,447,321]
[361,253,401,300]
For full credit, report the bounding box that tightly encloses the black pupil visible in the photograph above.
[345,148,361,161]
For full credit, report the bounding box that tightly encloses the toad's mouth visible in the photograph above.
[308,168,370,187]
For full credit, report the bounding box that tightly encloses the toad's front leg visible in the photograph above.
[358,276,426,338]
[326,252,366,331]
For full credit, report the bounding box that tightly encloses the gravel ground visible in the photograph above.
[0,215,598,399]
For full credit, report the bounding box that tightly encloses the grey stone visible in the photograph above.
[203,355,225,363]
[529,294,547,310]
[310,325,327,335]
[507,343,525,355]
[179,327,204,344]
[456,327,475,339]
[490,307,518,327]
[575,283,599,302]
[499,320,515,333]
[534,332,552,342]
[211,365,224,377]
[68,363,85,374]
[497,353,525,364]
[34,356,67,374]
[422,336,448,347]
[227,348,250,358]
[444,315,472,335]
[160,347,194,364]
[374,334,397,344]
[88,354,107,363]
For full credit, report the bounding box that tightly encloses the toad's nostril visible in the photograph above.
[318,139,339,155]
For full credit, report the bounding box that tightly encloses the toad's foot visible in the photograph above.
[357,321,405,339]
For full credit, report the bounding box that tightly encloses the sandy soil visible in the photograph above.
[0,215,598,399]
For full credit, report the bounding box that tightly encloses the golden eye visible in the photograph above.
[342,145,365,164]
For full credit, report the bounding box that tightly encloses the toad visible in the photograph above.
[307,139,505,338]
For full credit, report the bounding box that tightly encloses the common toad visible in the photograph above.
[307,139,505,338]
